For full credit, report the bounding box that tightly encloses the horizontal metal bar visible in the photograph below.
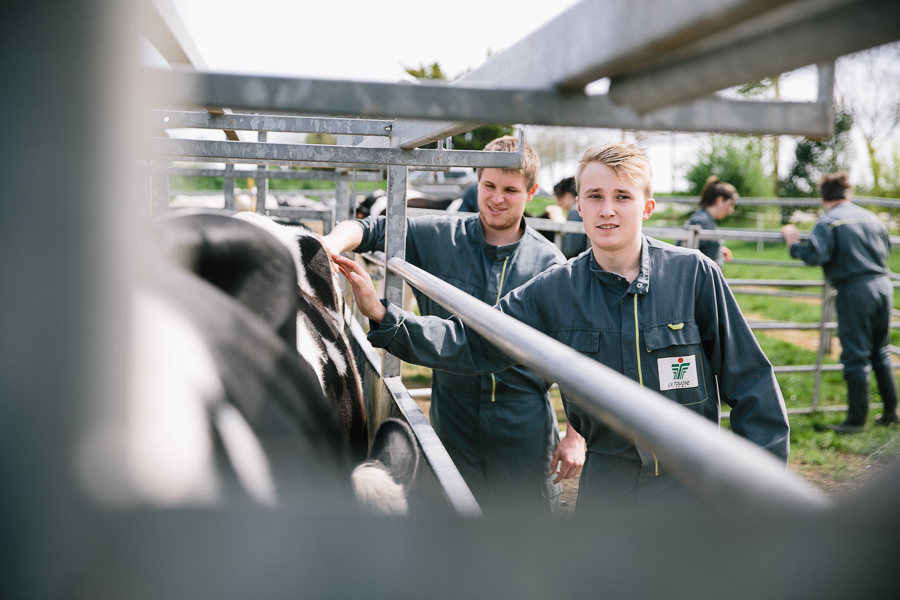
[750,321,835,330]
[773,364,843,373]
[142,137,523,169]
[655,195,900,208]
[729,259,811,267]
[731,288,822,298]
[608,0,900,113]
[458,0,799,91]
[383,377,483,518]
[146,69,834,142]
[146,165,382,182]
[733,279,823,286]
[386,257,831,513]
[142,109,393,137]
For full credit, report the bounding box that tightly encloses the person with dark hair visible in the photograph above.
[782,172,899,432]
[677,176,738,267]
[553,176,590,259]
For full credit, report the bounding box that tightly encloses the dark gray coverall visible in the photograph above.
[789,202,896,424]
[354,214,566,516]
[560,209,589,259]
[677,208,723,266]
[368,236,789,514]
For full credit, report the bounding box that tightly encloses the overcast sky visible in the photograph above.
[150,0,886,194]
[164,0,582,82]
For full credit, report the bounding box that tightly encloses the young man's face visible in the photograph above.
[577,161,655,255]
[477,168,537,235]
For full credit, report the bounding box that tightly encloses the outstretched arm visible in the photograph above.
[321,220,365,258]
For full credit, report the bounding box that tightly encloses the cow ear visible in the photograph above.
[368,418,420,490]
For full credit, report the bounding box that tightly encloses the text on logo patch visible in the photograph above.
[657,355,699,391]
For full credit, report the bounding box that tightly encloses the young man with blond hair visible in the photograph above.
[322,136,584,517]
[336,142,789,515]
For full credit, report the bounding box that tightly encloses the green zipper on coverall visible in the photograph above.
[491,256,511,402]
[634,294,659,476]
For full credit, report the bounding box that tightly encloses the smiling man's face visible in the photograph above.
[477,168,537,241]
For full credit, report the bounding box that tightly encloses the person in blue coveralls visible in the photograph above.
[322,136,585,518]
[782,172,900,433]
[334,142,789,516]
[676,176,738,267]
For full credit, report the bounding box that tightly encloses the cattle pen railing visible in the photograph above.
[405,207,900,417]
[372,256,831,513]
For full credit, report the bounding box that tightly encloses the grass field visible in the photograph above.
[400,220,900,498]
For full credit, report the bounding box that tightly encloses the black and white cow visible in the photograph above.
[96,209,418,513]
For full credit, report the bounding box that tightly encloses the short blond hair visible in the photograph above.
[575,143,653,199]
[476,136,541,191]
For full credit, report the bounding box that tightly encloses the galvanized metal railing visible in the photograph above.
[381,256,831,514]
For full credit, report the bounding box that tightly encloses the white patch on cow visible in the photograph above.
[77,289,224,507]
[127,289,223,506]
[351,461,408,515]
[213,403,278,506]
[323,337,349,376]
[296,312,327,391]
[232,211,315,298]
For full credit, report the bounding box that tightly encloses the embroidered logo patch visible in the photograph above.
[657,355,698,391]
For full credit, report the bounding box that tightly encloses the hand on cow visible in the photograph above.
[333,255,387,324]
[549,426,585,484]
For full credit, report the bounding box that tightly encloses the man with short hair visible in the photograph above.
[782,172,899,432]
[323,136,584,517]
[336,142,789,515]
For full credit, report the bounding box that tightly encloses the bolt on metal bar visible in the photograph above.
[383,257,831,513]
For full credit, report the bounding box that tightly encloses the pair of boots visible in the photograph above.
[826,367,900,433]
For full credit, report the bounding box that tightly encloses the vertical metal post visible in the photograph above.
[812,281,835,410]
[335,171,352,224]
[255,131,267,214]
[382,165,408,379]
[757,213,764,252]
[153,164,169,216]
[3,1,136,593]
[224,162,235,211]
[686,225,701,249]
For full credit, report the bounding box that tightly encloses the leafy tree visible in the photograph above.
[404,63,514,150]
[779,108,853,198]
[836,42,900,195]
[684,135,775,199]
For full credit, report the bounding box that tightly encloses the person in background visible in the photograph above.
[677,176,738,267]
[554,176,589,259]
[322,136,585,517]
[782,172,899,433]
[336,142,789,516]
[459,183,479,213]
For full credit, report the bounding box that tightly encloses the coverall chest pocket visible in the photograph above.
[642,322,709,407]
[556,330,600,356]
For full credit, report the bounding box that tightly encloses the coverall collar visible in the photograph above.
[587,235,651,295]
[472,215,526,259]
